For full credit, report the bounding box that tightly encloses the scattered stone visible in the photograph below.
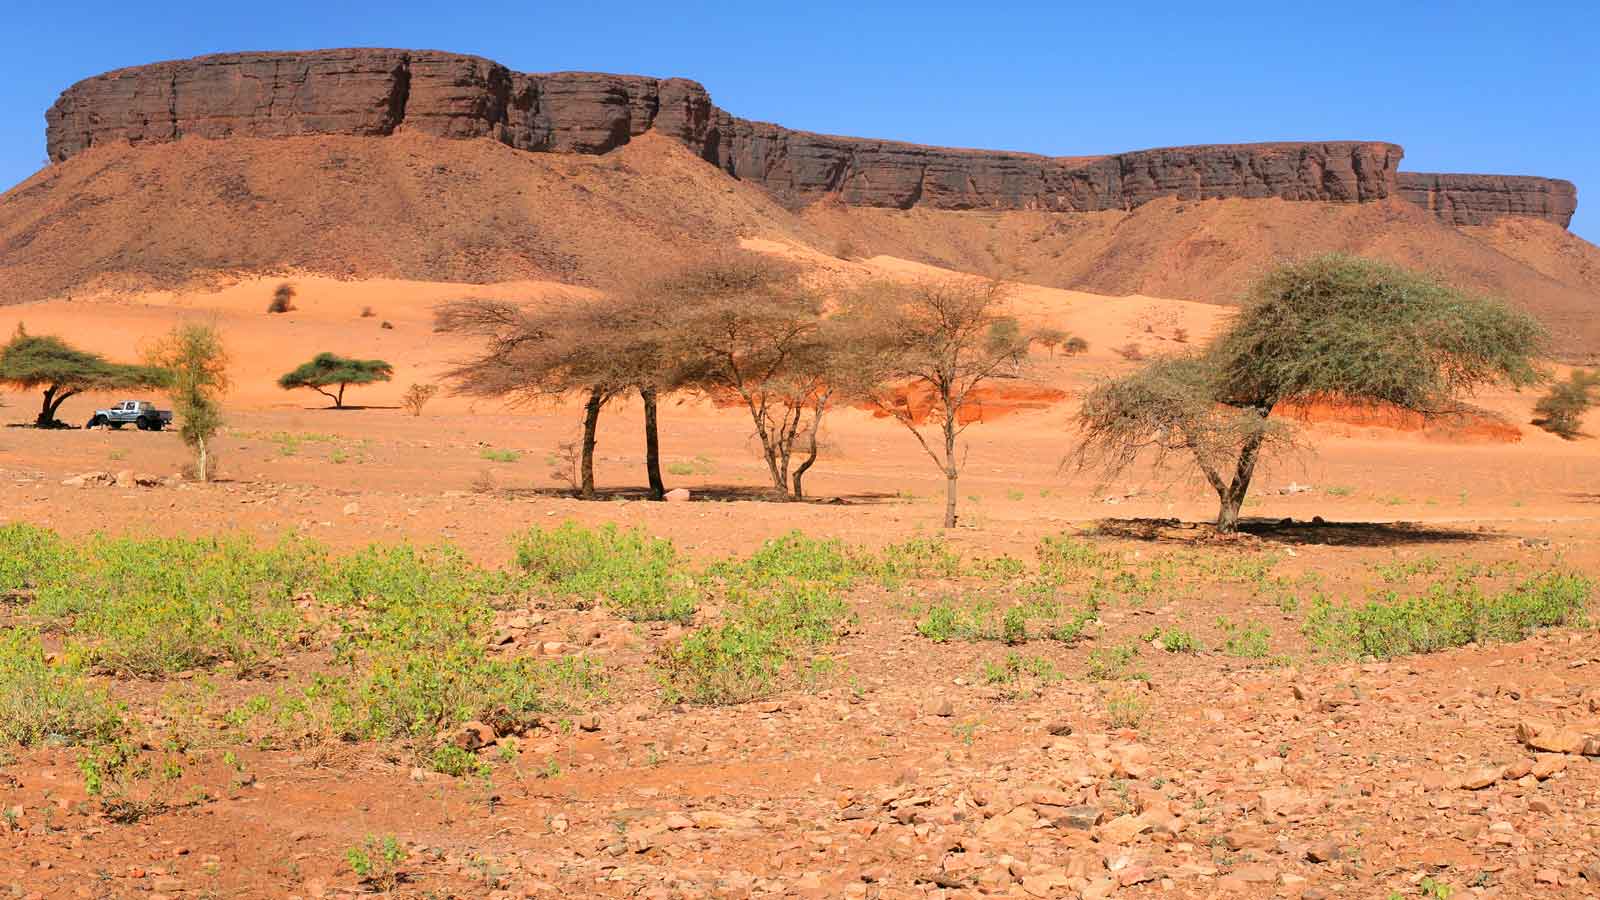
[664,488,691,502]
[1305,841,1342,863]
[925,697,954,718]
[1459,766,1503,790]
[1516,719,1586,754]
[1097,814,1150,844]
[1046,720,1073,736]
[450,721,496,751]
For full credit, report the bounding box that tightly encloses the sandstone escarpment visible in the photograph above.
[1398,173,1577,229]
[42,48,1577,228]
[705,119,1400,211]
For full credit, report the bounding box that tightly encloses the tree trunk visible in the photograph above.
[196,435,209,483]
[580,386,603,499]
[37,386,57,427]
[641,386,665,501]
[335,383,346,409]
[1213,406,1271,533]
[942,408,959,529]
[791,393,830,501]
[38,386,75,427]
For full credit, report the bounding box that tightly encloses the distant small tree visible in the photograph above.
[844,278,1033,528]
[402,383,440,417]
[1074,254,1545,532]
[1033,328,1067,356]
[268,283,296,314]
[277,352,393,408]
[145,323,230,481]
[1533,370,1598,438]
[0,324,168,427]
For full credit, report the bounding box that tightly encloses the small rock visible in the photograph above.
[1517,719,1586,754]
[1459,766,1503,790]
[925,697,954,718]
[451,721,496,751]
[342,502,360,515]
[1097,814,1150,845]
[664,488,691,503]
[1046,720,1073,736]
[1305,841,1341,863]
[1534,869,1560,885]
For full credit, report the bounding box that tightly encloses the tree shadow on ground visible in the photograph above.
[1565,493,1600,504]
[1091,516,1495,548]
[498,484,902,505]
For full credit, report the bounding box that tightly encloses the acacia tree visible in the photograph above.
[660,257,844,499]
[1533,369,1597,438]
[435,292,674,499]
[145,323,230,481]
[1074,254,1544,532]
[277,352,393,408]
[0,325,168,427]
[844,278,1035,528]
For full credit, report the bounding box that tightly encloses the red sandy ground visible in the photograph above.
[1,263,1598,899]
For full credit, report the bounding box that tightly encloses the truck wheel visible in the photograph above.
[87,415,104,429]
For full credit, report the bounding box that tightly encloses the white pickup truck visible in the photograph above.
[86,400,173,431]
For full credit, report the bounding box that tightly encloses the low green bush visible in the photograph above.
[1305,571,1591,659]
[515,522,696,622]
[28,534,323,676]
[0,628,123,746]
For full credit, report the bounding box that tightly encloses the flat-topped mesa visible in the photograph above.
[43,49,1576,229]
[1397,173,1577,229]
[708,119,1401,210]
[44,49,717,158]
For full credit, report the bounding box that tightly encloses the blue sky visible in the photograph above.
[2,1,1595,240]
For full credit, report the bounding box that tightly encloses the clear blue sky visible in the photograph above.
[2,1,1595,240]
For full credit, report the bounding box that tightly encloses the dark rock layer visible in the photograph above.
[1398,173,1577,229]
[43,49,1576,228]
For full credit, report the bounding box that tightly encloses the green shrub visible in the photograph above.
[874,535,963,583]
[0,523,66,596]
[0,628,123,746]
[347,835,406,891]
[713,532,862,591]
[515,522,697,622]
[1144,625,1200,653]
[1217,618,1273,658]
[1533,370,1598,439]
[479,447,519,463]
[916,593,1094,644]
[658,537,857,706]
[1304,571,1591,659]
[1037,534,1115,579]
[1087,643,1145,681]
[657,581,850,706]
[28,534,323,676]
[1105,688,1149,729]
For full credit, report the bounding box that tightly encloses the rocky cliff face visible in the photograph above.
[706,118,1401,211]
[43,49,1576,229]
[1398,173,1577,229]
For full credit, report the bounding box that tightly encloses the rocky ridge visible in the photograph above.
[44,48,1577,228]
